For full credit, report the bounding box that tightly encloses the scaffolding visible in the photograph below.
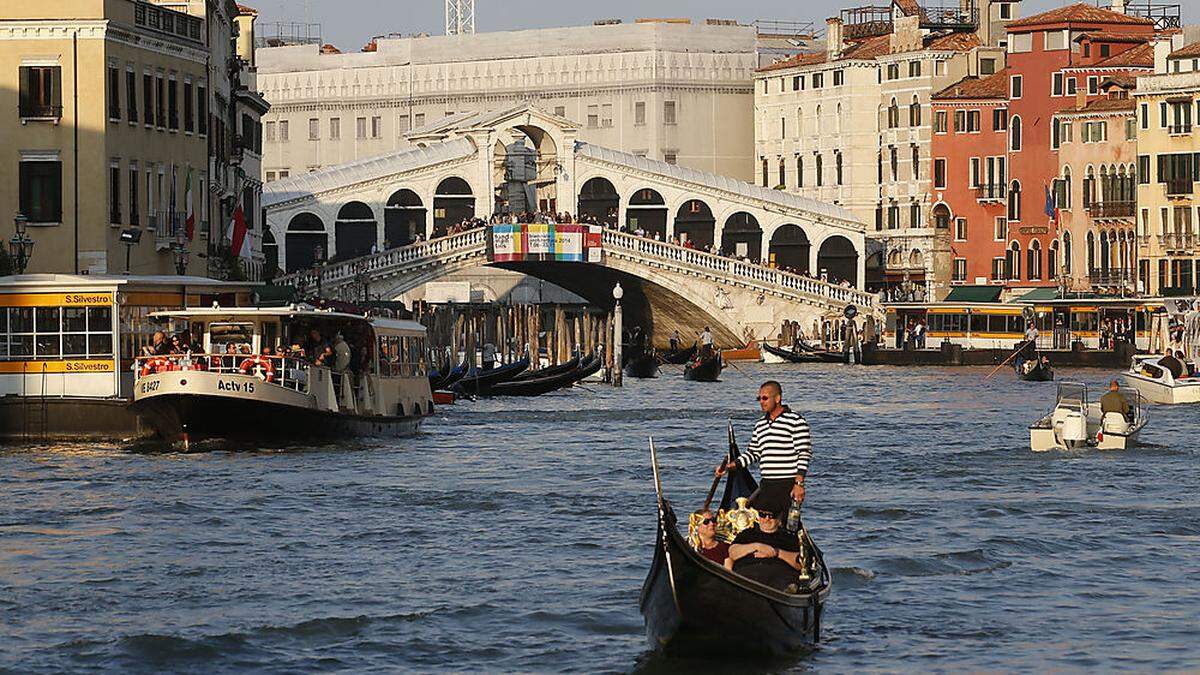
[919,0,979,31]
[256,22,321,49]
[841,5,893,40]
[446,0,476,36]
[1118,1,1182,31]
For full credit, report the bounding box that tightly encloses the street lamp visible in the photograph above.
[612,282,623,388]
[9,213,33,274]
[314,244,326,299]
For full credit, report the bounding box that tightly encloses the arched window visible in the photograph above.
[814,105,822,135]
[797,107,804,137]
[1062,166,1072,210]
[1086,230,1096,275]
[1008,180,1022,221]
[1062,231,1072,275]
[1007,241,1022,280]
[835,103,842,133]
[909,95,921,126]
[1048,239,1059,279]
[1010,115,1022,151]
[888,98,899,129]
[815,153,824,187]
[836,152,844,185]
[1083,165,1095,208]
[778,157,786,188]
[797,155,804,188]
[1028,239,1042,280]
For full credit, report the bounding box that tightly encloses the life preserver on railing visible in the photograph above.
[140,357,169,377]
[239,356,276,382]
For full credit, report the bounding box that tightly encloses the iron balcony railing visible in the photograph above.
[1160,232,1197,250]
[1166,178,1193,196]
[1087,201,1136,219]
[975,184,1007,201]
[153,210,187,247]
[19,102,63,119]
[1088,268,1135,287]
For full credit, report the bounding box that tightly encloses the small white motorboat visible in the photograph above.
[1120,355,1200,405]
[1029,381,1148,452]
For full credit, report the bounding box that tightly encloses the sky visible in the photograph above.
[254,0,1193,53]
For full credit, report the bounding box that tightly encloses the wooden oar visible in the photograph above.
[701,420,738,511]
[984,339,1031,380]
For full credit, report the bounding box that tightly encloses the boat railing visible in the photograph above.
[133,353,312,393]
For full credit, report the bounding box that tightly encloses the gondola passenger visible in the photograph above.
[727,509,804,592]
[693,510,730,568]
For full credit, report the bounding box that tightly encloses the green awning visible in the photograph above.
[1016,288,1060,302]
[943,286,1003,303]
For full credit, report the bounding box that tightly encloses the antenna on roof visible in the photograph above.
[445,0,476,35]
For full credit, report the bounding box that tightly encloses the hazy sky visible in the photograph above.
[254,0,1191,53]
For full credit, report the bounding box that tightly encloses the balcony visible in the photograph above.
[975,184,1007,202]
[1160,232,1197,251]
[153,210,187,250]
[1088,268,1135,288]
[1166,179,1193,197]
[1087,201,1135,219]
[1168,124,1193,136]
[19,103,63,121]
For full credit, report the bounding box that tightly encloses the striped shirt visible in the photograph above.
[737,407,812,479]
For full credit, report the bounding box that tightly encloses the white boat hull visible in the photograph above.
[1120,371,1200,405]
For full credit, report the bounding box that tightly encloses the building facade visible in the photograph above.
[255,20,758,187]
[1,0,210,276]
[1135,36,1200,295]
[754,0,1016,300]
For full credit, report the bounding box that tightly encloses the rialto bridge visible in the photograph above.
[265,104,875,345]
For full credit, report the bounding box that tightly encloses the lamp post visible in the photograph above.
[314,244,325,300]
[9,213,34,274]
[172,229,189,275]
[612,282,623,387]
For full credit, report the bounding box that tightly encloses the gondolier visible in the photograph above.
[716,380,812,516]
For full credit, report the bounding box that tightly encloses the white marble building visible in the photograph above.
[255,19,758,189]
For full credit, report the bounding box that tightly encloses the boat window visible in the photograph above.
[378,334,427,377]
[929,313,966,333]
[209,322,255,354]
[261,321,279,353]
[0,306,114,361]
[969,314,988,334]
[1070,311,1098,333]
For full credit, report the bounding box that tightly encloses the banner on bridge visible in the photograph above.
[489,224,602,263]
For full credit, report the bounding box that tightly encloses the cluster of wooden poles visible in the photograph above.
[412,302,614,370]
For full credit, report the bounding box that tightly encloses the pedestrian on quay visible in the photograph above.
[716,380,812,518]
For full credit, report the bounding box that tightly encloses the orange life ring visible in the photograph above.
[140,357,169,377]
[239,356,276,382]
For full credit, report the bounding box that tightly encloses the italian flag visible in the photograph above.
[184,166,195,241]
[226,204,252,260]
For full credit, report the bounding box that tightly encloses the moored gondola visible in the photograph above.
[491,354,600,396]
[661,344,697,365]
[429,359,468,390]
[683,350,723,381]
[762,343,827,364]
[511,355,580,382]
[640,438,831,657]
[623,348,660,379]
[450,357,529,396]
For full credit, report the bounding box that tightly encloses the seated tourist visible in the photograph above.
[315,345,335,368]
[1158,350,1185,380]
[691,509,730,567]
[1099,379,1131,421]
[728,508,804,592]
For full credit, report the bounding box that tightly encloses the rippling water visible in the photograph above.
[2,363,1198,672]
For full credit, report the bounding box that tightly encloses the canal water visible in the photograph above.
[2,363,1198,672]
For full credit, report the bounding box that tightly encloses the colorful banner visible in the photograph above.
[489,224,600,263]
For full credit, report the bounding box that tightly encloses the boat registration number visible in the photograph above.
[139,381,159,394]
[217,380,256,393]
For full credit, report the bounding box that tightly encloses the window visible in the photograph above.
[128,163,139,226]
[993,108,1008,131]
[278,119,288,141]
[265,121,276,142]
[888,99,900,129]
[1010,115,1022,151]
[1007,241,1022,280]
[970,157,981,187]
[888,204,899,229]
[197,84,207,135]
[1067,77,1077,95]
[19,159,63,223]
[1100,44,1110,58]
[20,65,62,119]
[813,73,824,88]
[911,146,919,179]
[836,152,844,185]
[1010,32,1032,53]
[109,161,121,224]
[1083,121,1107,143]
[1045,30,1067,51]
[935,60,946,76]
[967,110,980,132]
[601,104,613,128]
[909,98,921,126]
[954,110,965,132]
[833,70,844,86]
[890,146,898,180]
[356,117,367,139]
[999,3,1012,19]
[934,158,947,188]
[309,118,319,140]
[397,114,410,134]
[792,76,801,91]
[887,63,899,80]
[1138,155,1151,184]
[142,73,154,126]
[1087,76,1099,95]
[330,117,341,140]
[1126,117,1136,140]
[994,217,1007,241]
[663,101,676,125]
[797,156,804,188]
[992,257,1006,281]
[777,158,786,187]
[780,117,786,139]
[953,258,967,282]
[909,61,921,77]
[935,110,948,133]
[125,70,138,124]
[372,116,382,138]
[108,66,121,120]
[1008,181,1021,221]
[980,58,996,75]
[634,101,645,126]
[761,158,769,187]
[181,80,194,133]
[278,170,289,179]
[815,154,824,187]
[265,171,276,183]
[1028,240,1042,280]
[910,203,921,228]
[955,218,967,241]
[1053,72,1064,96]
[167,76,178,130]
[1010,75,1022,99]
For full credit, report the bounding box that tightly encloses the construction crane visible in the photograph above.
[445,0,475,35]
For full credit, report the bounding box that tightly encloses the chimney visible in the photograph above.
[1076,85,1087,110]
[826,17,843,60]
[1154,38,1172,74]
[1111,0,1126,14]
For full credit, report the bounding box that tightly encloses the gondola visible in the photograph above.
[490,354,599,396]
[450,357,529,396]
[623,348,659,379]
[762,343,827,364]
[661,344,696,365]
[511,355,580,382]
[430,359,469,390]
[683,350,723,381]
[640,437,831,656]
[1017,357,1054,382]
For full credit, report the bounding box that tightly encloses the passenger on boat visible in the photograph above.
[716,381,811,518]
[332,333,352,372]
[143,331,170,357]
[304,329,329,362]
[693,509,731,568]
[1099,380,1131,420]
[315,345,335,368]
[727,509,803,591]
[1158,351,1186,379]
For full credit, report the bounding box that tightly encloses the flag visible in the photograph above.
[226,204,252,260]
[1044,184,1058,223]
[183,167,195,241]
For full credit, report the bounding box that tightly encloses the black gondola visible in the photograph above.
[683,350,723,381]
[490,355,599,396]
[762,343,828,364]
[661,344,697,365]
[450,358,529,396]
[429,359,468,390]
[1017,357,1054,382]
[640,439,831,657]
[623,348,659,379]
[511,355,580,382]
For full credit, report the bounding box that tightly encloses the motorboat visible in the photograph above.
[1029,381,1147,451]
[1120,355,1200,405]
[129,305,434,447]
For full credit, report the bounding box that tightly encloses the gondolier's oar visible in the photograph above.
[702,420,738,511]
[984,339,1031,380]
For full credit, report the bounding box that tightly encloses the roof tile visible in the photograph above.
[932,69,1009,100]
[1171,41,1200,59]
[1006,3,1154,29]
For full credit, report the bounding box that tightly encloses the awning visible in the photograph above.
[942,286,1002,303]
[1016,288,1059,302]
